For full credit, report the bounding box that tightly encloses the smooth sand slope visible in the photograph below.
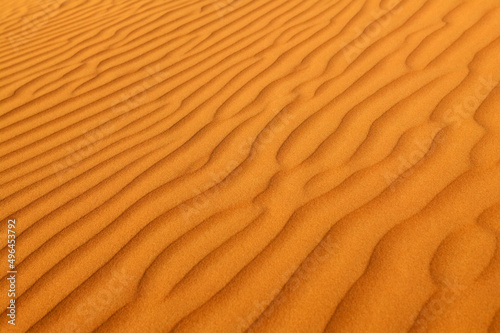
[1,0,500,332]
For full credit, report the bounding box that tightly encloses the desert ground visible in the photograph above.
[1,0,500,332]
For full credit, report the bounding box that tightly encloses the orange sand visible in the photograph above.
[1,0,500,332]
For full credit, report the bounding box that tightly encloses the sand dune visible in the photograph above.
[1,0,500,332]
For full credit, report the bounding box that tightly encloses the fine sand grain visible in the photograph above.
[1,0,500,332]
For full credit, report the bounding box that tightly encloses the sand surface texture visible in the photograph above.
[1,0,500,332]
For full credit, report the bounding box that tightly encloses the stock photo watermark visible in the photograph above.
[179,108,296,223]
[212,0,240,19]
[342,1,403,62]
[238,233,340,332]
[63,266,135,333]
[50,64,167,181]
[5,218,17,326]
[408,277,467,332]
[8,0,64,52]
[383,74,498,191]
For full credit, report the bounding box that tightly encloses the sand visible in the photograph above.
[1,0,500,332]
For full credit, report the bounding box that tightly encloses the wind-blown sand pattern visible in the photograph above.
[1,0,500,332]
